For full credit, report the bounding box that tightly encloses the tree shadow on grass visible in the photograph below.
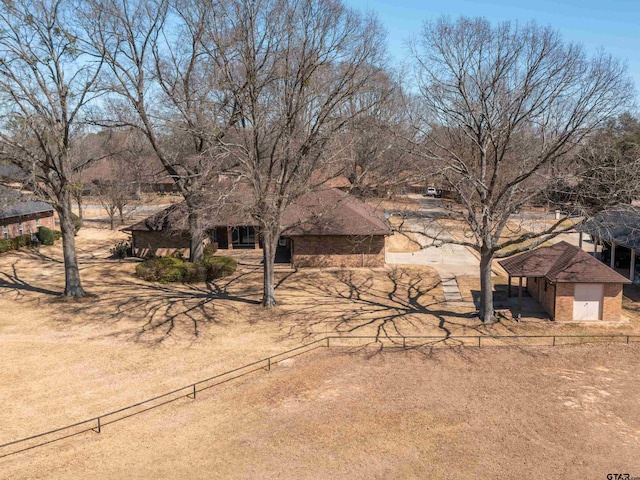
[274,267,522,353]
[50,267,263,345]
[0,262,60,297]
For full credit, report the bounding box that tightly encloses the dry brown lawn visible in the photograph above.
[1,226,640,478]
[3,344,640,479]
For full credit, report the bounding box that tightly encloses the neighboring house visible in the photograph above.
[498,241,631,321]
[0,187,55,240]
[576,204,640,284]
[126,188,391,268]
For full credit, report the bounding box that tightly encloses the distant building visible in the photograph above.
[0,187,55,240]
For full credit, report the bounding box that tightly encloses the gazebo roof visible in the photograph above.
[577,204,640,251]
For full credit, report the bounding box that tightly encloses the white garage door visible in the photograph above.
[573,284,603,320]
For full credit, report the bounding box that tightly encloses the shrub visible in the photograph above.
[0,234,34,254]
[71,212,82,233]
[203,256,237,279]
[135,255,237,283]
[111,240,132,259]
[37,226,56,245]
[53,230,62,240]
[203,243,218,258]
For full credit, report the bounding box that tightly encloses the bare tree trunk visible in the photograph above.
[188,209,204,262]
[109,214,115,230]
[57,190,86,297]
[479,251,494,323]
[261,229,278,307]
[118,206,124,226]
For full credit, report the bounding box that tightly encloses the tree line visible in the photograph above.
[0,0,636,321]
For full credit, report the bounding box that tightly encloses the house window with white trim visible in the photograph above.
[2,224,7,239]
[18,221,23,236]
[36,217,40,227]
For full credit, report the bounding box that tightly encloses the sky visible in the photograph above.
[346,0,640,99]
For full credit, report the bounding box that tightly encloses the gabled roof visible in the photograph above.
[127,188,391,237]
[498,241,631,284]
[0,187,54,220]
[577,204,640,251]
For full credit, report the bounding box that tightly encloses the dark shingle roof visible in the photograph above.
[577,204,640,251]
[0,187,54,220]
[127,188,390,237]
[498,241,631,284]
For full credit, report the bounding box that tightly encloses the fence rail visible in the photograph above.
[1,333,638,458]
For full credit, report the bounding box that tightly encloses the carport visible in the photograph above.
[499,241,631,321]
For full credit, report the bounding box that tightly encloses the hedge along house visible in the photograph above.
[498,241,631,321]
[0,187,55,240]
[576,204,640,284]
[126,188,391,268]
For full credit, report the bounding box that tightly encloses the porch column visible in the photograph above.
[578,231,583,249]
[593,237,598,255]
[254,227,260,249]
[518,277,523,309]
[507,275,512,298]
[631,248,636,282]
[610,242,616,269]
[227,227,233,250]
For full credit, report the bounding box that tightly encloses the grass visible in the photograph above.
[2,344,640,479]
[1,225,640,477]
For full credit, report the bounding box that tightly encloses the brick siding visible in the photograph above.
[2,212,55,239]
[526,279,624,322]
[602,283,623,321]
[132,231,191,258]
[292,235,386,268]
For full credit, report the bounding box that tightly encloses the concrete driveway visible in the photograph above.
[385,198,480,304]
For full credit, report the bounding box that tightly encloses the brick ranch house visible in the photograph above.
[499,241,631,321]
[126,188,391,268]
[0,187,55,240]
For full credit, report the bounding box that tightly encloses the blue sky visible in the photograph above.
[346,0,640,97]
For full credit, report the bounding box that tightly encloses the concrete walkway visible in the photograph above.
[385,217,480,307]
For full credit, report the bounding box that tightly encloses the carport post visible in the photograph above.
[518,277,523,309]
[593,237,598,255]
[507,275,512,297]
[610,242,616,269]
[631,249,636,282]
[578,232,583,249]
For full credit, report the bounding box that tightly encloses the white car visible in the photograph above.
[425,187,440,197]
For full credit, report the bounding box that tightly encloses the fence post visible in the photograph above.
[627,335,630,344]
[326,337,330,348]
[552,336,556,347]
[403,337,406,350]
[478,336,481,348]
[267,357,271,371]
[193,384,196,399]
[96,417,101,434]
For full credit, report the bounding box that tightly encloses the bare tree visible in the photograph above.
[0,0,104,297]
[410,17,633,322]
[205,0,388,306]
[574,113,640,211]
[84,0,230,261]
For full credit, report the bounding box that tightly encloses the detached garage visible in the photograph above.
[499,241,631,321]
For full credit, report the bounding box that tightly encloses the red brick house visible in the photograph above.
[126,188,391,268]
[499,241,631,321]
[0,187,55,240]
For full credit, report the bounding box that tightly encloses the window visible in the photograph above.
[3,224,7,240]
[18,221,23,236]
[36,218,40,227]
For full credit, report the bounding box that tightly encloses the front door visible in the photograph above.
[573,283,603,320]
